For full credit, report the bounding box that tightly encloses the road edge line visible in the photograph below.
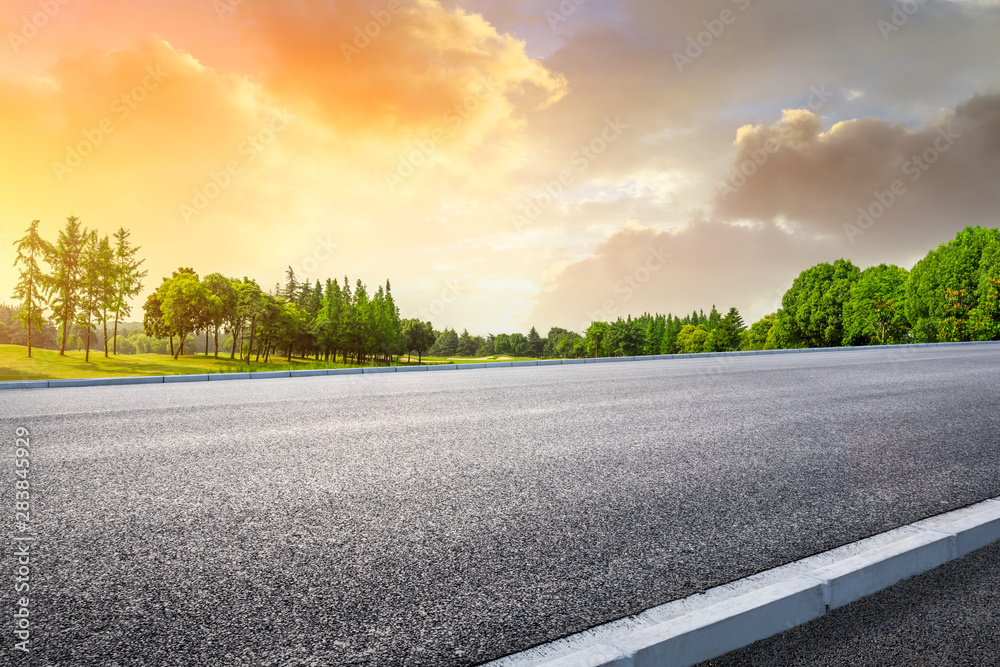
[484,497,1000,667]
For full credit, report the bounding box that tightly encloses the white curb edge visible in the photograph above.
[1,340,998,390]
[483,497,1000,667]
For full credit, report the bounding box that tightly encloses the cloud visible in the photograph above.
[714,93,1000,254]
[526,221,837,331]
[242,0,567,141]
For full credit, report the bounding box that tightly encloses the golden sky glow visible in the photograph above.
[3,0,1000,333]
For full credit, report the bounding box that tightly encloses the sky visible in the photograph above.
[2,0,999,335]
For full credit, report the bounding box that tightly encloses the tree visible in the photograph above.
[48,216,87,355]
[780,258,861,347]
[158,272,214,359]
[432,328,458,357]
[842,264,910,346]
[202,273,237,358]
[75,231,109,363]
[110,227,147,354]
[605,318,644,356]
[11,220,53,358]
[741,313,777,351]
[493,332,512,356]
[585,322,607,357]
[707,307,746,351]
[456,328,478,357]
[905,226,1000,342]
[526,326,544,357]
[95,235,116,357]
[676,324,709,354]
[142,291,168,343]
[400,320,434,363]
[763,311,804,350]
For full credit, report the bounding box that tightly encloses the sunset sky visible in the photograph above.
[2,0,999,334]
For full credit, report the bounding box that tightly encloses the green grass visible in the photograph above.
[0,345,551,381]
[0,345,367,381]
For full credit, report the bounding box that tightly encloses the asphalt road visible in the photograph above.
[2,345,999,666]
[701,533,1000,667]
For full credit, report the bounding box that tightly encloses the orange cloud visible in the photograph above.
[241,0,567,140]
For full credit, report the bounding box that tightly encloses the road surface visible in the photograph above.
[2,345,999,665]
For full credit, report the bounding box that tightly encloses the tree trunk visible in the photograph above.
[214,326,220,359]
[27,322,32,358]
[103,309,109,358]
[169,335,175,357]
[60,312,69,355]
[173,333,187,360]
[85,320,92,363]
[113,315,119,354]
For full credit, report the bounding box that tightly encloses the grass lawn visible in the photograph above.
[0,345,366,381]
[0,346,551,381]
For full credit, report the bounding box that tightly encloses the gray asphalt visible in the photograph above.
[702,534,1000,667]
[2,345,999,666]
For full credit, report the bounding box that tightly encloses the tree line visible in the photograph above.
[10,222,1000,364]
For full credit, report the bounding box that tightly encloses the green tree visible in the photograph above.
[763,311,804,350]
[741,313,777,351]
[75,231,110,363]
[10,220,53,357]
[94,235,116,358]
[494,332,512,356]
[842,264,910,346]
[526,326,544,357]
[456,328,477,356]
[433,328,458,357]
[676,324,709,353]
[905,226,1000,342]
[707,307,746,351]
[110,227,147,354]
[781,258,861,347]
[158,272,214,360]
[48,216,87,355]
[202,273,237,358]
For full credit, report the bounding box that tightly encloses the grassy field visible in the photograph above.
[0,345,365,381]
[0,345,546,380]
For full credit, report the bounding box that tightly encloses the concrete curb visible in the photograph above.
[2,340,999,390]
[484,497,1000,667]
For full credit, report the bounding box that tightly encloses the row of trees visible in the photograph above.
[743,226,1000,350]
[11,218,146,359]
[574,226,1000,357]
[10,223,1000,364]
[141,267,439,365]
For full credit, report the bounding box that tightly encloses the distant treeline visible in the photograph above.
[9,221,1000,363]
